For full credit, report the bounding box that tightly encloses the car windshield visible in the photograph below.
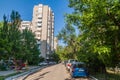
[73,63,85,68]
[70,60,77,63]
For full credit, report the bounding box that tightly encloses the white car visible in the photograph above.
[49,61,56,65]
[66,59,78,71]
[38,61,48,66]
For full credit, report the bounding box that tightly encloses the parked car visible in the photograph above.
[70,62,89,78]
[63,60,68,66]
[66,59,78,71]
[48,61,56,65]
[38,61,48,66]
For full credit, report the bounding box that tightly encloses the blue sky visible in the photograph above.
[0,0,73,36]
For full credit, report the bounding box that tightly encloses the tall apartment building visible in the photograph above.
[20,21,32,31]
[32,4,54,59]
[54,37,58,50]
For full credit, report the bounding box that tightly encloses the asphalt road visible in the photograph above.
[23,63,92,80]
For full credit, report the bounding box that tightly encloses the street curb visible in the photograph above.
[89,76,98,80]
[5,66,41,80]
[23,65,54,80]
[22,66,46,80]
[5,65,53,80]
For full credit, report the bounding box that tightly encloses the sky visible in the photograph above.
[0,0,73,36]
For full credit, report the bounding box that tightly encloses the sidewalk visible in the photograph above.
[0,66,39,76]
[5,66,45,80]
[0,70,18,76]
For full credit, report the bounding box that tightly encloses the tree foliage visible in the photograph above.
[21,29,40,64]
[0,11,40,65]
[57,0,120,72]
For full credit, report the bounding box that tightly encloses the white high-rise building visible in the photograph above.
[20,21,32,31]
[20,4,56,59]
[32,4,54,59]
[54,37,58,50]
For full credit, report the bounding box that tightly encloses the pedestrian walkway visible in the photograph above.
[24,63,70,80]
[5,66,44,80]
[0,70,18,76]
[0,66,39,76]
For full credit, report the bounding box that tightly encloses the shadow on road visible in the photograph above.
[32,71,50,80]
[65,77,91,80]
[65,78,75,80]
[39,71,50,76]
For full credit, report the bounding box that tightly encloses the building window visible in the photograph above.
[37,23,42,27]
[38,26,42,28]
[38,21,42,23]
[38,17,42,19]
[38,19,42,22]
[38,8,42,13]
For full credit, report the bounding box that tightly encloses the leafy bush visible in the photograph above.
[0,64,7,71]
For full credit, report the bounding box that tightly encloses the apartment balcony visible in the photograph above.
[37,23,42,26]
[37,19,42,22]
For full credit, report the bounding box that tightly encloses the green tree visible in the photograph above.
[57,20,79,59]
[57,0,120,73]
[8,11,22,59]
[67,0,120,72]
[0,15,11,59]
[0,11,40,65]
[21,29,40,65]
[0,22,3,28]
[55,46,66,60]
[49,52,60,63]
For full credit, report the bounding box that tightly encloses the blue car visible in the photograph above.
[70,62,89,78]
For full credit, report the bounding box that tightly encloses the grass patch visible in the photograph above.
[0,71,21,80]
[0,76,5,80]
[93,70,120,80]
[0,66,35,80]
[5,72,21,78]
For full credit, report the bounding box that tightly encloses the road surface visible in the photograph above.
[23,63,91,80]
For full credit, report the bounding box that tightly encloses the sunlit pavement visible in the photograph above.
[5,66,41,80]
[23,63,92,80]
[5,64,95,80]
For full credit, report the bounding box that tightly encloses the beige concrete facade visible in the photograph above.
[20,4,56,59]
[32,4,54,59]
[54,37,58,50]
[20,21,32,31]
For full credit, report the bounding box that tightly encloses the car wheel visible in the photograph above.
[71,73,75,78]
